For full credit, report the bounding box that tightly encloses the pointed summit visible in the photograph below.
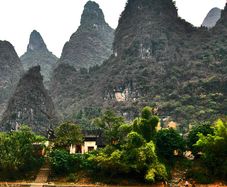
[0,41,23,80]
[202,7,221,28]
[0,41,22,66]
[58,1,114,69]
[27,30,47,52]
[80,1,105,26]
[0,66,58,135]
[0,40,23,120]
[21,30,58,87]
[113,0,191,57]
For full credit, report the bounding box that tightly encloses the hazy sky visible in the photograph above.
[0,0,226,57]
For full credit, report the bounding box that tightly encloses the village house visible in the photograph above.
[70,130,104,154]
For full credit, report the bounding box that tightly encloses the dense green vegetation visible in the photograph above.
[49,107,169,183]
[156,128,185,160]
[54,122,83,149]
[194,119,227,179]
[48,107,227,184]
[0,126,45,180]
[0,107,226,184]
[49,149,88,176]
[187,122,214,155]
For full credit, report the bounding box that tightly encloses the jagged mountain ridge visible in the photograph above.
[50,0,227,128]
[202,7,221,28]
[0,66,58,135]
[0,41,24,120]
[50,0,195,117]
[20,30,58,86]
[59,1,114,69]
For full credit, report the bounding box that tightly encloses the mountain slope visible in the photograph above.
[1,66,58,135]
[0,41,23,120]
[50,0,195,119]
[50,0,227,130]
[20,30,58,86]
[202,8,221,28]
[59,1,114,69]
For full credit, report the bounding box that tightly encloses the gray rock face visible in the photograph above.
[80,1,106,26]
[0,41,23,120]
[59,1,114,69]
[27,30,47,52]
[202,8,221,28]
[50,0,227,126]
[0,66,58,135]
[20,30,58,86]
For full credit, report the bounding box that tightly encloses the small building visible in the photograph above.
[70,130,104,154]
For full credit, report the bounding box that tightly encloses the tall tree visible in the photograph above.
[0,125,45,178]
[54,122,83,149]
[93,110,126,145]
[187,122,214,154]
[195,119,227,179]
[156,128,185,159]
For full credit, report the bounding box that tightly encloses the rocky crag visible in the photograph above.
[50,0,227,130]
[59,1,114,69]
[0,41,23,120]
[20,30,58,86]
[1,66,58,135]
[202,7,222,28]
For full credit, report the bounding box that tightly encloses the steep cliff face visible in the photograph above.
[202,8,221,28]
[20,30,58,86]
[59,1,114,69]
[0,41,23,120]
[1,66,58,135]
[114,0,181,57]
[51,63,94,118]
[51,0,227,128]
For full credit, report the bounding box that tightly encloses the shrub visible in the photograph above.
[49,149,82,175]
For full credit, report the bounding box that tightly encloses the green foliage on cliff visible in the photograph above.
[50,0,227,132]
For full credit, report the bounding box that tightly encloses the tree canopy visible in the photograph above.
[0,125,45,179]
[195,119,227,179]
[187,122,214,154]
[133,106,159,142]
[156,128,185,159]
[54,122,83,149]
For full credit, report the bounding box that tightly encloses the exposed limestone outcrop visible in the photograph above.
[0,41,23,120]
[59,1,114,69]
[1,66,58,135]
